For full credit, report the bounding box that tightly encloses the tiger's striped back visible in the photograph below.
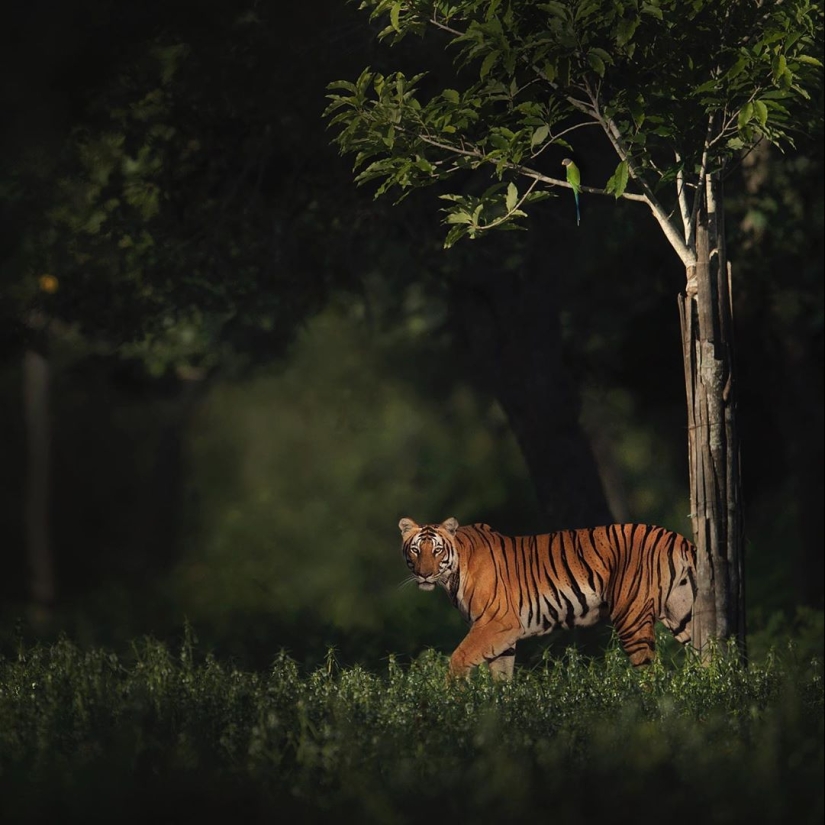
[399,517,696,678]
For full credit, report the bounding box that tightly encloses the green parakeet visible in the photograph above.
[561,158,581,226]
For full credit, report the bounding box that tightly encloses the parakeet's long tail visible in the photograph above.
[574,191,580,226]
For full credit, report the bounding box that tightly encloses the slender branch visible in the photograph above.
[418,134,647,201]
[529,121,599,162]
[428,15,464,38]
[588,95,695,265]
[705,112,742,150]
[517,164,647,201]
[549,120,600,143]
[479,177,540,230]
[419,134,484,160]
[675,151,692,245]
[556,85,599,117]
[722,135,765,181]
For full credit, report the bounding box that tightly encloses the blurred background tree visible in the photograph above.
[0,0,821,669]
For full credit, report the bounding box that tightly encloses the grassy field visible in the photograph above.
[1,634,822,825]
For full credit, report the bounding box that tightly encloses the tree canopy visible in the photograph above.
[1,1,382,374]
[327,0,822,257]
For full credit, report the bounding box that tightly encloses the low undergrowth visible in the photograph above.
[0,635,822,824]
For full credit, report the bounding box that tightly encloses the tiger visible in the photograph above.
[399,517,696,679]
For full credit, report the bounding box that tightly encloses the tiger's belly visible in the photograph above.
[519,585,608,638]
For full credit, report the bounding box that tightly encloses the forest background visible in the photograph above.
[0,0,822,671]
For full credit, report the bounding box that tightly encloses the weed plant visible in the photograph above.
[0,633,821,825]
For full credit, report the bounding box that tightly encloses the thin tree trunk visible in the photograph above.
[23,345,55,620]
[678,200,745,660]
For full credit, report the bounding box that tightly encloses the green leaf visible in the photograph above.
[531,124,550,148]
[480,50,500,79]
[753,100,768,127]
[444,225,467,248]
[795,54,824,67]
[726,55,748,81]
[327,80,357,93]
[616,17,639,47]
[505,182,518,211]
[641,2,663,20]
[589,47,612,66]
[587,52,606,77]
[628,97,645,128]
[738,102,754,129]
[525,190,551,203]
[446,211,473,225]
[442,89,461,104]
[575,1,601,23]
[605,160,629,199]
[390,3,401,33]
[540,2,569,20]
[694,79,718,94]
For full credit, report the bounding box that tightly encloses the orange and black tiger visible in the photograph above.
[399,517,696,679]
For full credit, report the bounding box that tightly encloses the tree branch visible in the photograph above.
[418,134,648,202]
[675,151,692,245]
[427,15,464,38]
[478,177,540,230]
[591,103,695,266]
[529,121,599,162]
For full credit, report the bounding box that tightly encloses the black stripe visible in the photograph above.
[559,533,589,616]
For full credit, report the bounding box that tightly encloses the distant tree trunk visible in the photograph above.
[678,180,746,659]
[450,253,613,531]
[23,341,55,622]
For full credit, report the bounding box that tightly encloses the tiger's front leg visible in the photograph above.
[449,621,521,679]
[487,647,517,681]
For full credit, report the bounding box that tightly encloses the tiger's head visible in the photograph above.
[399,517,460,591]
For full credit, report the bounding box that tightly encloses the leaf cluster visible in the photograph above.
[3,4,370,373]
[327,0,823,246]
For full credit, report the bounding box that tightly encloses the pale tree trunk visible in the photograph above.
[677,175,746,659]
[23,343,56,624]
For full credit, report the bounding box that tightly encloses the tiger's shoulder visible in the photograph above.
[456,522,498,539]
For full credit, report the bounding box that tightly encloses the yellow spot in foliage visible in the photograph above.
[38,274,59,294]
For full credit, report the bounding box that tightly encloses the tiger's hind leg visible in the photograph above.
[612,600,657,666]
[486,647,517,681]
[662,571,695,646]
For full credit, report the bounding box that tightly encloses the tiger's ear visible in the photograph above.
[399,518,419,537]
[441,517,459,536]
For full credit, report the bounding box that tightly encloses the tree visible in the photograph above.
[325,0,823,657]
[0,0,379,611]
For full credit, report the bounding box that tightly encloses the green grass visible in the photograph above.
[0,634,822,825]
